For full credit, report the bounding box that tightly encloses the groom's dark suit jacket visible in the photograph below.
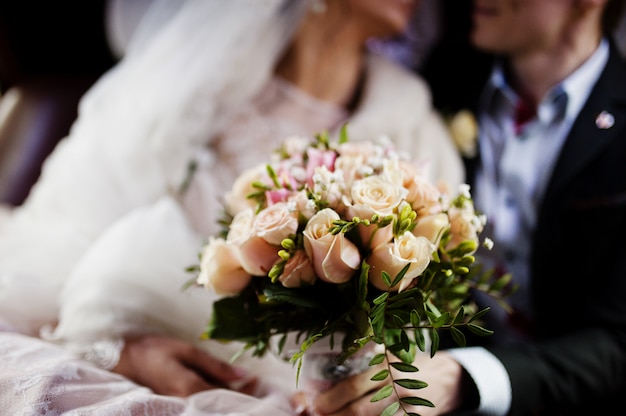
[425,40,626,415]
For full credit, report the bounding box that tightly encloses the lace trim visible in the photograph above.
[82,339,125,370]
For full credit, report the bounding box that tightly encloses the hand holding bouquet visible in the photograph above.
[191,127,512,414]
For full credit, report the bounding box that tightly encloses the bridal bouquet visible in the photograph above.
[191,127,511,414]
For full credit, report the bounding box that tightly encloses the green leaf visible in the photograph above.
[394,378,428,389]
[370,385,394,402]
[491,273,513,291]
[467,323,495,337]
[425,301,442,317]
[390,263,411,287]
[338,123,349,144]
[380,402,400,416]
[389,287,420,303]
[400,396,436,407]
[262,284,323,309]
[468,307,490,323]
[390,362,419,373]
[392,314,407,328]
[358,261,370,300]
[430,329,440,357]
[452,306,465,325]
[373,292,389,305]
[370,369,390,381]
[369,353,386,366]
[414,328,426,352]
[400,329,410,351]
[428,311,450,328]
[382,271,392,287]
[450,326,467,347]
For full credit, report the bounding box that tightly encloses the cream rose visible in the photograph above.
[345,176,404,249]
[303,208,360,284]
[227,208,255,244]
[253,202,299,246]
[234,204,297,276]
[412,213,450,247]
[224,164,268,215]
[368,231,434,292]
[334,154,368,187]
[348,175,405,215]
[447,201,481,252]
[197,237,252,295]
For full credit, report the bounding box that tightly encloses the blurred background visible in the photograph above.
[0,1,117,206]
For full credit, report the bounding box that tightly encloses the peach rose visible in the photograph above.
[238,235,281,276]
[197,237,252,295]
[368,231,434,292]
[279,249,317,288]
[303,208,360,284]
[402,170,442,216]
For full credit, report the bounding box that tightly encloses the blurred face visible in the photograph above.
[470,0,576,55]
[345,0,421,38]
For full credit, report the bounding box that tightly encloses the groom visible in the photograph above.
[427,0,626,415]
[305,0,626,415]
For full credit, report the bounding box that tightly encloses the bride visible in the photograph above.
[0,0,462,414]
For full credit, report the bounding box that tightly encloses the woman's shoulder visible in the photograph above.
[364,53,432,106]
[351,53,435,131]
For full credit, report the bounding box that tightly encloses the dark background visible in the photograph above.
[0,1,116,93]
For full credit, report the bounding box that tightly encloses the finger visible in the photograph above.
[291,391,312,415]
[156,355,224,396]
[312,366,385,414]
[179,344,252,385]
[234,376,259,396]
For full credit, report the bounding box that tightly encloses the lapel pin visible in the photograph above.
[595,111,615,129]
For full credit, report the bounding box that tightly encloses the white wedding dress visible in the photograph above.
[0,1,463,414]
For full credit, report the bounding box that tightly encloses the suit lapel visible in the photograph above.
[545,46,626,197]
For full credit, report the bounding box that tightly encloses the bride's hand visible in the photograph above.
[112,334,257,397]
[294,351,469,416]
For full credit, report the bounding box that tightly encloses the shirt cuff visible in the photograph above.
[447,346,511,415]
